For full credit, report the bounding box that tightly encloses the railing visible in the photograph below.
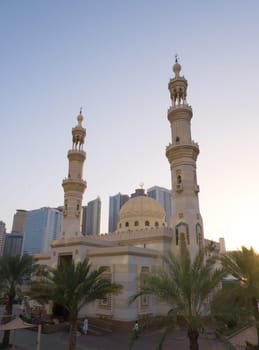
[166,140,199,149]
[167,104,192,113]
[62,178,86,186]
[68,149,85,155]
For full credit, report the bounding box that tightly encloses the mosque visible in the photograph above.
[36,60,225,324]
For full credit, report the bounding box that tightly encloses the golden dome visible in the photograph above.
[117,195,166,231]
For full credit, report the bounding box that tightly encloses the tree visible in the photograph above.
[219,246,259,349]
[31,258,122,350]
[130,250,225,350]
[0,254,35,347]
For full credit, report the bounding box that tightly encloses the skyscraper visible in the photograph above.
[147,186,172,225]
[23,207,62,254]
[81,197,101,235]
[2,209,27,256]
[108,193,129,232]
[3,234,23,256]
[0,221,6,256]
[11,209,27,235]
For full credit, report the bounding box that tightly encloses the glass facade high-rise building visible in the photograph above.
[147,186,172,226]
[108,193,130,232]
[1,209,27,256]
[4,234,23,256]
[0,221,6,256]
[23,207,62,254]
[81,197,101,235]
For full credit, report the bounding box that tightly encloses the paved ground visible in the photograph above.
[0,327,227,350]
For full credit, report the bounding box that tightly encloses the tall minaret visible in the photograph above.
[166,58,204,258]
[59,110,87,240]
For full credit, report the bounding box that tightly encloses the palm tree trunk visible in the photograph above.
[187,329,199,350]
[68,314,78,350]
[252,297,259,348]
[2,329,11,348]
[2,295,14,347]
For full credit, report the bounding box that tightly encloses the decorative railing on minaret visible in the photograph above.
[166,57,204,257]
[59,110,87,240]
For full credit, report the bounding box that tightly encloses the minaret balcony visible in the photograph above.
[168,103,192,112]
[194,185,200,193]
[166,142,199,162]
[168,140,199,148]
[67,150,86,161]
[167,104,193,123]
[62,178,87,192]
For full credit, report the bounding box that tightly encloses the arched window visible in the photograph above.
[125,222,129,227]
[134,221,139,227]
[196,223,203,247]
[175,222,189,245]
[176,136,180,144]
[145,220,150,226]
[155,221,159,227]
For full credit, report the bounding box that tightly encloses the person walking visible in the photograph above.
[133,321,139,339]
[83,318,88,335]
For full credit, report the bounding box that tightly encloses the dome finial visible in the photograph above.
[173,54,181,77]
[77,106,84,126]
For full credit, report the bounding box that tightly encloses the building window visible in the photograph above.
[177,175,182,184]
[145,221,150,226]
[140,266,150,309]
[175,222,189,246]
[196,223,203,247]
[58,254,72,270]
[155,221,159,227]
[99,266,112,311]
[125,222,129,227]
[176,136,180,144]
[134,221,139,227]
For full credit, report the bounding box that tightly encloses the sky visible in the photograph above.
[1,0,259,251]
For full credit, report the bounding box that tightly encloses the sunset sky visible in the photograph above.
[1,0,259,251]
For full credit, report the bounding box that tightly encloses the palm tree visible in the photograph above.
[0,254,35,347]
[130,250,225,350]
[220,246,259,349]
[31,258,122,350]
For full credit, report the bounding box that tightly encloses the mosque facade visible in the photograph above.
[36,61,225,324]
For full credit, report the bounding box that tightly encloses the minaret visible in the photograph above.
[166,58,204,258]
[59,110,87,240]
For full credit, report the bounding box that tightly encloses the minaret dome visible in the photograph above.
[77,112,83,126]
[173,61,181,77]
